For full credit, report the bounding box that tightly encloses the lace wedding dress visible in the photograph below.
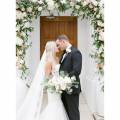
[39,64,69,120]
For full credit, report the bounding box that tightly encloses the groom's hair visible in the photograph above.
[57,34,69,41]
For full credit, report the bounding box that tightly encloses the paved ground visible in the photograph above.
[79,93,94,120]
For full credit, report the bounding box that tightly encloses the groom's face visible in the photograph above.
[56,39,66,51]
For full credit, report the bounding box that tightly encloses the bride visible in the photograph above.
[17,41,69,120]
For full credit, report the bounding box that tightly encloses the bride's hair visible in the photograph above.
[45,41,56,61]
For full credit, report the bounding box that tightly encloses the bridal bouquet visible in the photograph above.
[42,71,79,94]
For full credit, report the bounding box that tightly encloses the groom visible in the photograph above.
[56,35,82,120]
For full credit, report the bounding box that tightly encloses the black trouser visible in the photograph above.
[62,93,80,120]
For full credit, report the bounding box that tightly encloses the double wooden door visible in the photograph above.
[40,16,77,57]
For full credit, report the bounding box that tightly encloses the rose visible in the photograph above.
[70,2,75,7]
[27,7,32,13]
[17,50,23,55]
[91,0,98,6]
[16,62,22,69]
[97,20,104,27]
[61,0,66,4]
[31,0,38,3]
[16,25,20,32]
[64,77,71,84]
[22,12,27,17]
[38,6,42,11]
[89,4,93,9]
[46,0,55,10]
[21,7,25,12]
[19,59,24,64]
[16,36,23,46]
[24,22,30,28]
[94,7,97,11]
[21,31,26,37]
[61,83,67,90]
[76,0,81,2]
[55,3,59,8]
[82,0,90,6]
[96,14,100,19]
[66,48,71,53]
[71,76,76,81]
[55,85,60,91]
[38,0,43,4]
[75,5,80,9]
[16,11,23,19]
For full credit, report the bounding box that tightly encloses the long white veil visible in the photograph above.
[17,50,46,120]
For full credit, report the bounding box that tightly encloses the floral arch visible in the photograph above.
[16,0,104,88]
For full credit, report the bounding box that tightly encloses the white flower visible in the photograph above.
[31,0,38,3]
[21,31,26,37]
[16,10,23,19]
[97,20,104,27]
[70,2,75,7]
[89,4,93,9]
[94,7,97,11]
[66,48,71,53]
[55,3,59,8]
[19,59,24,64]
[21,7,25,12]
[61,0,66,4]
[27,7,32,13]
[23,12,27,17]
[16,25,20,31]
[71,76,76,80]
[16,62,22,69]
[76,0,81,2]
[24,22,30,28]
[61,84,67,90]
[55,85,60,91]
[46,0,55,10]
[91,0,98,6]
[38,0,43,4]
[82,0,89,6]
[18,50,23,55]
[38,6,42,11]
[96,14,100,18]
[75,5,80,9]
[16,36,23,46]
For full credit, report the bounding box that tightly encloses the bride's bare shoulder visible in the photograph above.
[45,61,52,76]
[45,61,52,68]
[56,57,60,64]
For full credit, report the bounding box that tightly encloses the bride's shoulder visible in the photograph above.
[56,57,60,64]
[45,60,52,67]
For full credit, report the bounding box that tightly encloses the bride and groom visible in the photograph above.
[17,35,82,120]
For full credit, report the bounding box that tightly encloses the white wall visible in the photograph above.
[77,18,104,115]
[17,10,104,115]
[29,18,40,80]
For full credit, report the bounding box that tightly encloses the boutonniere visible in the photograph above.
[66,48,71,53]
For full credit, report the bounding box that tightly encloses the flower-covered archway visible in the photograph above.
[16,0,104,88]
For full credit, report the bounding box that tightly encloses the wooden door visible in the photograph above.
[40,16,77,57]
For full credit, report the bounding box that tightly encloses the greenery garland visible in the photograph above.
[16,0,104,88]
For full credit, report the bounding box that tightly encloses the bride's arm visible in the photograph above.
[45,62,52,78]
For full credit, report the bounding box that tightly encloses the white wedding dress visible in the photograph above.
[17,50,69,120]
[39,64,69,120]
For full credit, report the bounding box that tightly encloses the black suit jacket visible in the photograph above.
[59,47,82,94]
